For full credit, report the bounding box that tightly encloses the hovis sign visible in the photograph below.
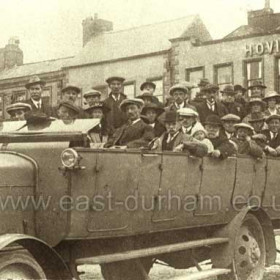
[246,39,280,56]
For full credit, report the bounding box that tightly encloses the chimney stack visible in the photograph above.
[0,37,23,71]
[82,14,113,46]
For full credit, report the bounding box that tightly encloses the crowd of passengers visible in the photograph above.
[5,75,280,158]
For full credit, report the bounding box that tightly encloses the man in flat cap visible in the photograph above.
[53,84,85,118]
[6,102,32,121]
[247,112,266,133]
[231,123,264,159]
[261,114,280,150]
[221,114,240,140]
[84,89,102,107]
[104,98,154,148]
[57,101,81,121]
[195,84,228,125]
[25,75,52,116]
[221,85,246,119]
[204,115,235,159]
[103,76,127,134]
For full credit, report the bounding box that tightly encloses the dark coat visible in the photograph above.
[196,100,228,125]
[104,119,154,148]
[25,99,53,117]
[262,130,280,149]
[222,101,247,120]
[209,133,236,159]
[153,121,166,138]
[103,93,127,133]
[231,138,264,158]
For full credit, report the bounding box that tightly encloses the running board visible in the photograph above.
[76,237,229,265]
[171,268,231,280]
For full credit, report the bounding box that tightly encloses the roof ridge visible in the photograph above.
[104,14,198,35]
[22,56,74,66]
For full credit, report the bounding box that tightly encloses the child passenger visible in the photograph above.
[192,127,214,154]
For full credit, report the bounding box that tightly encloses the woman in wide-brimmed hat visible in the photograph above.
[262,91,280,117]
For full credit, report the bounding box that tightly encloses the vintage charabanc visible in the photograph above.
[0,118,278,280]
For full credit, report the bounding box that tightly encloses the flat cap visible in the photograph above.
[141,103,164,115]
[106,76,125,84]
[221,114,240,122]
[6,103,32,114]
[169,84,189,96]
[221,85,235,95]
[265,114,280,123]
[84,102,110,114]
[177,107,198,117]
[119,98,144,112]
[61,84,81,94]
[84,89,101,98]
[25,75,46,89]
[204,114,222,126]
[58,101,81,114]
[140,81,156,91]
[234,123,254,132]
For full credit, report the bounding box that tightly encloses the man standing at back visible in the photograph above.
[25,76,52,116]
[103,76,127,133]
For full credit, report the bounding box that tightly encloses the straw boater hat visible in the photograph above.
[119,98,144,112]
[262,91,280,103]
[248,80,266,90]
[6,103,32,115]
[234,123,254,133]
[84,102,110,114]
[25,76,46,89]
[221,114,241,122]
[168,84,189,96]
[83,89,101,99]
[265,114,280,123]
[140,81,156,91]
[61,84,81,94]
[106,76,125,84]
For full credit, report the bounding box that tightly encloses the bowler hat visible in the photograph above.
[61,84,81,94]
[262,91,280,102]
[248,80,266,90]
[25,76,46,89]
[169,84,189,96]
[201,83,219,93]
[140,81,156,91]
[221,114,240,122]
[265,114,280,123]
[6,103,32,114]
[234,84,246,93]
[164,111,177,123]
[234,123,254,132]
[248,112,265,123]
[204,115,222,126]
[106,76,125,84]
[58,101,80,115]
[141,103,164,115]
[84,102,110,114]
[198,78,210,87]
[119,98,144,112]
[84,89,101,99]
[221,85,235,95]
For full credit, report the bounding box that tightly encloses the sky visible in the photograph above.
[0,0,279,63]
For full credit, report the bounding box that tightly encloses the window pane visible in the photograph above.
[124,84,135,99]
[247,61,262,80]
[188,70,204,85]
[217,65,232,85]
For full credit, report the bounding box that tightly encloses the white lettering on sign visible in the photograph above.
[245,39,280,56]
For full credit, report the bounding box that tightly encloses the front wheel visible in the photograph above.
[218,214,266,280]
[0,251,46,279]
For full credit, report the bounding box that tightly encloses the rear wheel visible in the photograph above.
[0,251,46,279]
[217,214,266,280]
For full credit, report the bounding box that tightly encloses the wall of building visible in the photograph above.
[176,33,280,92]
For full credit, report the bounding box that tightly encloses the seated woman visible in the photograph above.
[141,103,165,137]
[85,102,111,146]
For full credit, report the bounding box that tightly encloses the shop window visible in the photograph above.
[147,77,163,102]
[11,90,27,103]
[186,66,205,85]
[42,87,52,105]
[214,63,233,90]
[244,59,263,93]
[123,82,135,99]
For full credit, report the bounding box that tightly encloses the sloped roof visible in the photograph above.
[224,25,268,39]
[0,56,73,80]
[68,15,211,68]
